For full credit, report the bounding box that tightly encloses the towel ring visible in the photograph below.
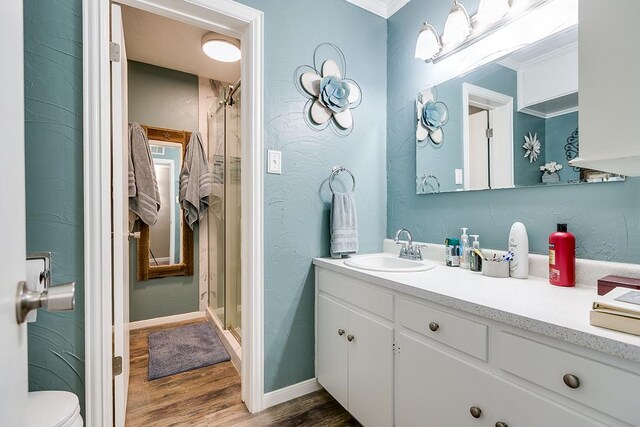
[329,166,356,194]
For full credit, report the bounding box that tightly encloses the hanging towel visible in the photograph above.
[330,192,359,258]
[180,132,211,230]
[128,122,161,226]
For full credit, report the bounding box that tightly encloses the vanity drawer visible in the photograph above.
[499,331,640,426]
[318,269,393,321]
[399,299,488,361]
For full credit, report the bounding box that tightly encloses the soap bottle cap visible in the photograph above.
[557,223,568,232]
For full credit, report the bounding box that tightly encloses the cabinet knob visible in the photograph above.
[563,373,580,389]
[338,328,345,336]
[429,321,439,332]
[469,406,482,418]
[495,422,508,427]
[347,334,355,342]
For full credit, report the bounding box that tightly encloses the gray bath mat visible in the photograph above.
[148,322,230,380]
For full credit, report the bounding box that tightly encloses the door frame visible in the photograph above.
[82,0,265,424]
[462,82,514,190]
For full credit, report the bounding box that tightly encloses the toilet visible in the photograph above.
[28,391,83,427]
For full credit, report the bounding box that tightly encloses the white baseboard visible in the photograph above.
[263,378,322,409]
[129,311,205,330]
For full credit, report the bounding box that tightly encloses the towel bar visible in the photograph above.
[329,166,356,194]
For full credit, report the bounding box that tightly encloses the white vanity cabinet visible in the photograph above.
[316,270,394,427]
[315,264,640,427]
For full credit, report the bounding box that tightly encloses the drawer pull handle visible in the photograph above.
[469,406,482,418]
[429,322,439,332]
[338,328,345,336]
[495,422,508,427]
[347,334,355,342]
[563,373,580,389]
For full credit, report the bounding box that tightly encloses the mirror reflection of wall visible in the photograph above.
[149,141,183,266]
[415,25,625,195]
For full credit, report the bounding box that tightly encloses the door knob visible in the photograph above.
[429,321,439,332]
[496,422,508,427]
[563,373,580,389]
[469,406,482,418]
[347,334,355,342]
[338,328,345,336]
[16,281,75,324]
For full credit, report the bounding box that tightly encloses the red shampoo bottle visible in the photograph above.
[549,223,575,287]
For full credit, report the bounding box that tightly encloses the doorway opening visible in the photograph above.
[462,82,514,190]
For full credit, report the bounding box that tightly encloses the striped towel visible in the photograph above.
[179,132,211,229]
[330,192,358,258]
[128,122,161,225]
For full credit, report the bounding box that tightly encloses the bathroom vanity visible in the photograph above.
[313,255,640,427]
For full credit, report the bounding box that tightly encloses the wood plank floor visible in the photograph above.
[126,319,360,427]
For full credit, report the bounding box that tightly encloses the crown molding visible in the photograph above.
[346,0,411,19]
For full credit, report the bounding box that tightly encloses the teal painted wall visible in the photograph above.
[545,112,579,182]
[24,0,85,414]
[388,0,640,263]
[234,0,388,392]
[128,61,199,321]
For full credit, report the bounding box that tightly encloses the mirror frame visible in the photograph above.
[137,125,194,281]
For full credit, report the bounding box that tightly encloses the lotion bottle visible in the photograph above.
[460,227,470,269]
[508,222,529,279]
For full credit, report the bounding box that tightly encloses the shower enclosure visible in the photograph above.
[208,82,242,343]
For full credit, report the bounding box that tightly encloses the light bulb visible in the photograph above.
[476,0,510,28]
[415,23,442,61]
[442,1,472,46]
[201,33,241,63]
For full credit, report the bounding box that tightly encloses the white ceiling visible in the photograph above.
[120,5,241,84]
[345,0,411,19]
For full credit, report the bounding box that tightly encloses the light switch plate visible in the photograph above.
[455,168,463,185]
[268,150,282,174]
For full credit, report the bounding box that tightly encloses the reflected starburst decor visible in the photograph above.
[416,88,449,147]
[523,132,541,163]
[294,43,362,136]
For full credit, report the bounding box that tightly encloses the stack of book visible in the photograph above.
[590,288,640,336]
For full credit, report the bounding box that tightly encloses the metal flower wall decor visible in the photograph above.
[523,132,541,163]
[416,88,449,147]
[295,43,362,136]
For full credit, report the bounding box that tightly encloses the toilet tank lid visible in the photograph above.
[28,391,81,427]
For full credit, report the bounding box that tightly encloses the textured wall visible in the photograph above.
[545,112,579,182]
[24,0,85,413]
[235,0,388,392]
[128,61,200,321]
[388,0,640,263]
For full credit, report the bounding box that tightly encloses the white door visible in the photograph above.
[468,109,490,190]
[111,4,130,426]
[0,0,28,425]
[348,309,394,427]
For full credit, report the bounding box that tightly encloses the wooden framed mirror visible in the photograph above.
[137,125,194,281]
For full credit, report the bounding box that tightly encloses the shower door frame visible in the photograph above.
[83,0,265,424]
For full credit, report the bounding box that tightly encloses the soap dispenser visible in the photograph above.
[508,222,529,279]
[470,235,482,272]
[460,227,470,269]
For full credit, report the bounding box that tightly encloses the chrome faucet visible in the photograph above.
[394,228,425,260]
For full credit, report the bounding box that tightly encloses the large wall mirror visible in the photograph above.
[415,22,625,195]
[137,125,194,280]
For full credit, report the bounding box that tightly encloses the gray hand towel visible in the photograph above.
[330,192,359,258]
[128,122,161,225]
[179,132,211,230]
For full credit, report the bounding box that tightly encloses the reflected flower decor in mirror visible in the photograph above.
[416,88,449,147]
[523,132,541,163]
[294,43,362,136]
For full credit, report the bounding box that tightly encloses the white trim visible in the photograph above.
[205,307,241,373]
[519,105,578,120]
[462,83,514,190]
[129,311,205,330]
[263,379,322,409]
[345,0,410,19]
[84,1,265,424]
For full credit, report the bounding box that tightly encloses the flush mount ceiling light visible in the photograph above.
[442,1,472,46]
[201,32,241,63]
[415,23,442,61]
[475,0,511,28]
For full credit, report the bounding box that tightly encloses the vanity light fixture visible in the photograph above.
[415,23,441,61]
[201,32,241,63]
[441,1,472,46]
[475,0,511,28]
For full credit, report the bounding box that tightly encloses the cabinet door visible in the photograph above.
[317,294,349,409]
[396,332,493,427]
[491,377,605,427]
[348,309,394,427]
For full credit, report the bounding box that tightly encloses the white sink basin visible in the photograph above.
[344,254,436,273]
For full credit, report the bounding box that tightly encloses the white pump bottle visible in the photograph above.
[508,222,529,279]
